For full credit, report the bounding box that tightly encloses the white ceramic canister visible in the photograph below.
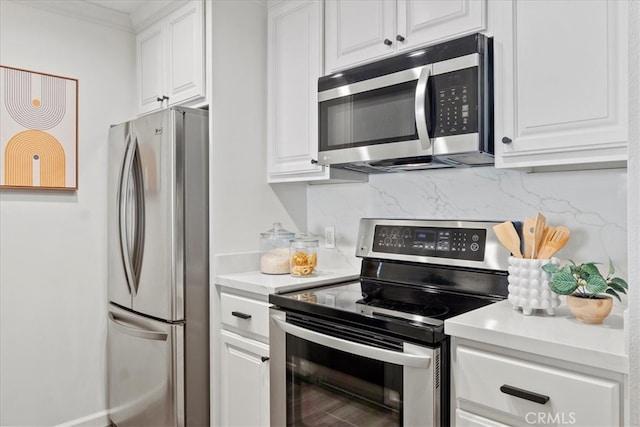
[507,256,561,316]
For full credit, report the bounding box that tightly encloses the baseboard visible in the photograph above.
[55,410,110,427]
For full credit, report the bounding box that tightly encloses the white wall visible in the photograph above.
[209,0,301,255]
[207,1,304,425]
[626,1,639,424]
[0,2,136,425]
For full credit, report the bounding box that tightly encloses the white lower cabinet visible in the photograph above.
[453,342,622,426]
[456,409,509,427]
[220,330,270,427]
[219,289,271,426]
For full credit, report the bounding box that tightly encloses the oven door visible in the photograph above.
[270,309,441,427]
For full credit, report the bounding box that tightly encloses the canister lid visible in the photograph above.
[290,233,319,247]
[260,222,295,239]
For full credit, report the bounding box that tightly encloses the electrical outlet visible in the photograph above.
[325,226,335,248]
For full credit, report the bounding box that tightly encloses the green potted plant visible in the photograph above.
[542,259,628,324]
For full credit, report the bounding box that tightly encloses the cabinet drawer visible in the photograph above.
[457,346,620,426]
[220,292,270,338]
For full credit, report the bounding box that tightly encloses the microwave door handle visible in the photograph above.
[272,317,431,369]
[415,66,432,151]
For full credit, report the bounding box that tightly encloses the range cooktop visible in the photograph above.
[270,219,513,344]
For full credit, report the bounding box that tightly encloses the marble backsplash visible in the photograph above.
[307,167,628,284]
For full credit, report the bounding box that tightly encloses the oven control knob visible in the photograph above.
[397,238,404,247]
[470,242,480,251]
[384,237,392,245]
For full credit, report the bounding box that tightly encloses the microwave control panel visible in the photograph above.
[432,67,479,137]
[372,225,486,261]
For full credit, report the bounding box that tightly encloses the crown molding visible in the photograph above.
[130,1,185,32]
[11,0,136,32]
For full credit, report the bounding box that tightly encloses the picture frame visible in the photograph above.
[0,65,78,190]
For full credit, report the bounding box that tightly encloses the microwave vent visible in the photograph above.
[438,152,494,166]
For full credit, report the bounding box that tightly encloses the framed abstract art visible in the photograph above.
[0,65,78,190]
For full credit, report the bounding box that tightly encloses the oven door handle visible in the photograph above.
[272,317,431,368]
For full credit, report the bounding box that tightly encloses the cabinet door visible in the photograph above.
[220,330,270,427]
[494,0,628,169]
[325,0,396,73]
[165,0,204,107]
[456,409,510,427]
[456,345,620,426]
[137,21,165,115]
[396,0,485,52]
[267,0,328,182]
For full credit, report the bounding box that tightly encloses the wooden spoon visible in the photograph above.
[493,221,523,258]
[531,212,546,259]
[538,226,571,259]
[522,217,535,258]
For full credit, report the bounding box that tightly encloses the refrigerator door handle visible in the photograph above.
[130,137,146,295]
[118,134,137,296]
[108,312,168,341]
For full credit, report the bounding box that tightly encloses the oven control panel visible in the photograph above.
[372,225,486,261]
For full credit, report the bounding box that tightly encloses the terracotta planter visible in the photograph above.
[566,294,613,324]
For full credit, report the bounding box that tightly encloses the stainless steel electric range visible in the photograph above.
[269,218,513,427]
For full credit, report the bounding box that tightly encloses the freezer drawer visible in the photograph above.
[108,304,184,427]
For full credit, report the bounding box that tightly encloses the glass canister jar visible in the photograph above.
[290,235,319,277]
[260,223,295,275]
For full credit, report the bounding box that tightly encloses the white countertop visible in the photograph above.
[445,300,629,373]
[216,268,359,296]
[215,250,360,296]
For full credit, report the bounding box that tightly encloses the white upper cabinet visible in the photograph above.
[396,0,486,52]
[493,0,628,170]
[324,0,395,72]
[138,21,166,114]
[325,0,486,73]
[137,0,205,115]
[267,0,329,182]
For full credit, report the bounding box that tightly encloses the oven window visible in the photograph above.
[319,80,418,151]
[286,334,402,426]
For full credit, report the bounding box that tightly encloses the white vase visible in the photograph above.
[507,256,561,316]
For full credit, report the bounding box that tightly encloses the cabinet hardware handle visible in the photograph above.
[396,35,405,42]
[501,136,513,144]
[157,96,164,103]
[310,159,318,164]
[231,311,252,320]
[261,356,270,362]
[500,384,550,405]
[384,38,393,46]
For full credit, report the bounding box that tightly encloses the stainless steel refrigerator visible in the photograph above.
[107,106,209,426]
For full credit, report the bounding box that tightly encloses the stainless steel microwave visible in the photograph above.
[317,33,493,173]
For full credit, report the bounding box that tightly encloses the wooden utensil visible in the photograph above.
[493,221,523,258]
[522,217,535,258]
[538,226,571,259]
[531,212,546,259]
